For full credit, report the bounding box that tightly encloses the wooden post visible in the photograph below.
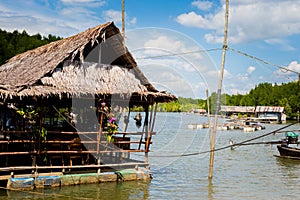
[208,0,229,179]
[206,89,210,128]
[144,105,150,152]
[148,104,154,133]
[144,104,151,169]
[97,111,103,166]
[151,103,158,132]
[122,0,125,47]
[35,99,44,168]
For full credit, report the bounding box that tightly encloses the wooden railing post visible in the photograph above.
[97,111,103,168]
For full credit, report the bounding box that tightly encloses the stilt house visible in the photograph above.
[0,22,176,188]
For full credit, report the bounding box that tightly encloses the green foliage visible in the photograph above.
[156,97,207,112]
[40,127,48,143]
[0,29,62,65]
[156,81,300,118]
[158,101,181,112]
[16,106,47,142]
[223,81,300,118]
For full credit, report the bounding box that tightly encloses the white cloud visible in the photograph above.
[265,38,296,51]
[102,9,136,26]
[144,36,185,53]
[62,0,94,2]
[277,61,300,75]
[191,1,213,11]
[208,68,232,79]
[0,1,106,37]
[129,17,137,25]
[247,66,255,74]
[61,7,95,17]
[176,11,223,30]
[103,9,122,23]
[287,61,300,72]
[176,0,300,44]
[126,28,219,98]
[61,0,105,6]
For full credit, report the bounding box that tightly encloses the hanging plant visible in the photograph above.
[106,117,118,142]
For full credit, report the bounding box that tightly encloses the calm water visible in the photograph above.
[1,112,300,199]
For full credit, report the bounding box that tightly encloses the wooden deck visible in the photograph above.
[0,130,155,183]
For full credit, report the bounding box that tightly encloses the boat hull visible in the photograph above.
[277,145,300,158]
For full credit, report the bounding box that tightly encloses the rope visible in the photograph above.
[139,122,298,158]
[0,186,93,200]
[228,47,300,75]
[135,48,222,60]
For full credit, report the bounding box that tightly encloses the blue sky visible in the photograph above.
[1,0,300,99]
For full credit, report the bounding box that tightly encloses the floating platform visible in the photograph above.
[4,167,152,190]
[187,123,210,129]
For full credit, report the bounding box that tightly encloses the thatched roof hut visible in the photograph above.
[0,21,176,103]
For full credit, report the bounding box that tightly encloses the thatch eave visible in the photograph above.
[0,22,177,104]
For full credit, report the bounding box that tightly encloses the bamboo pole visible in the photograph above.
[1,130,156,136]
[144,105,150,151]
[97,111,103,165]
[0,149,151,156]
[122,0,125,47]
[148,104,154,134]
[208,0,229,179]
[0,162,149,171]
[0,138,154,144]
[151,103,158,132]
[206,89,210,128]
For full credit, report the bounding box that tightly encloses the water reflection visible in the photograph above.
[276,157,300,168]
[276,157,300,179]
[1,180,150,200]
[208,179,214,200]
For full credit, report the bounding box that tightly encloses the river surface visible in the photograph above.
[1,112,300,200]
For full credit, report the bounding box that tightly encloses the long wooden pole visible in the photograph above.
[122,0,125,46]
[208,0,229,179]
[97,111,103,165]
[151,103,158,132]
[206,89,210,128]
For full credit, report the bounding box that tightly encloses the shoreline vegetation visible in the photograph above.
[1,29,299,119]
[134,82,300,121]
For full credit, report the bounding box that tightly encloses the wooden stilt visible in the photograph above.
[97,111,103,166]
[206,89,210,128]
[151,103,158,132]
[144,105,151,152]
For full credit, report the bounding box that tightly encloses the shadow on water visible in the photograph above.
[275,157,300,168]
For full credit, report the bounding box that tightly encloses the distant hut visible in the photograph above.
[0,22,176,188]
[255,106,285,123]
[220,106,255,117]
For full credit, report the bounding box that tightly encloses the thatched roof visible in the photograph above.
[0,22,176,103]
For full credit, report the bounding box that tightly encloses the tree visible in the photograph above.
[0,29,62,65]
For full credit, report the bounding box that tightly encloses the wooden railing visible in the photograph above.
[0,131,154,178]
[0,131,155,153]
